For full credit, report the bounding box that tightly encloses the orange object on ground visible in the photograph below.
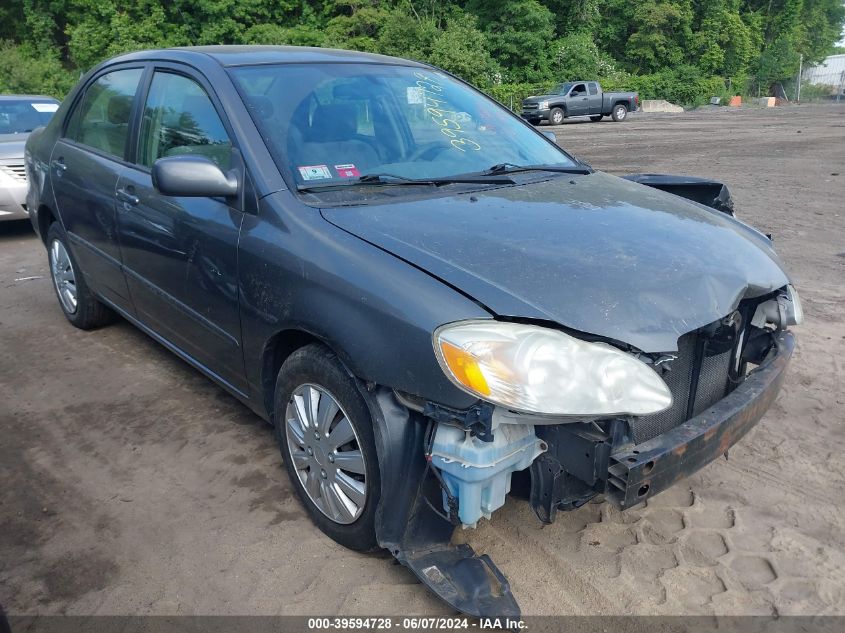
[728,96,742,107]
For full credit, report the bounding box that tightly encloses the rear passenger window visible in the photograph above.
[589,83,598,95]
[66,68,143,159]
[138,72,232,170]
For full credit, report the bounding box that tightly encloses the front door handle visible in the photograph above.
[116,188,139,206]
[51,158,67,176]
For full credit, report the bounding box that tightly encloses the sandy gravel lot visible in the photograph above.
[1,103,844,617]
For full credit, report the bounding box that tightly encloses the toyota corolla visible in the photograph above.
[25,46,801,617]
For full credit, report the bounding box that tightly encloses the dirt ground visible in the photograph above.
[1,103,844,617]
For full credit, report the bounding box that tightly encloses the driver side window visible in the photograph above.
[137,72,232,170]
[570,83,586,96]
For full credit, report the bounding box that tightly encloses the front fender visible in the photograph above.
[238,191,490,417]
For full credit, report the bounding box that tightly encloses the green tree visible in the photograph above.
[429,13,497,85]
[625,0,693,73]
[469,0,557,82]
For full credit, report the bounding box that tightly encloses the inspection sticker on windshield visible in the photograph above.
[334,164,360,178]
[298,165,332,180]
[31,103,59,113]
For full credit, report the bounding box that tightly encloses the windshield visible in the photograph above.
[554,83,575,95]
[229,63,577,191]
[0,99,59,135]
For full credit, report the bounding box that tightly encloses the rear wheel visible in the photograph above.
[273,343,380,551]
[590,115,603,122]
[549,107,565,125]
[46,222,114,329]
[611,104,628,122]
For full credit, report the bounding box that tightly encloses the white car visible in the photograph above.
[1,95,60,221]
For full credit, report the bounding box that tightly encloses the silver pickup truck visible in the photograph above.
[522,81,639,125]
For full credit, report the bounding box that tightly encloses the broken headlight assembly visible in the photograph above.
[752,284,803,330]
[433,320,673,417]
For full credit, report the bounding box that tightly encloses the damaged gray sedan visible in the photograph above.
[25,46,801,618]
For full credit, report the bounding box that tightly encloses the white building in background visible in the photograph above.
[802,53,845,96]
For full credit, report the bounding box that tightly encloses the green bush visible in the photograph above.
[0,41,76,97]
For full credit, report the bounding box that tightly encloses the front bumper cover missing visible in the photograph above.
[607,330,794,508]
[360,330,793,619]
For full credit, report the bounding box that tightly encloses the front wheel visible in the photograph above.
[46,222,114,329]
[611,104,628,122]
[549,107,565,125]
[273,343,381,551]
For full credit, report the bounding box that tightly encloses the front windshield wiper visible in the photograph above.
[482,163,593,176]
[297,172,513,193]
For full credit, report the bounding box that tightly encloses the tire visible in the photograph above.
[549,107,565,125]
[46,222,114,329]
[590,115,603,122]
[273,343,381,551]
[611,104,628,122]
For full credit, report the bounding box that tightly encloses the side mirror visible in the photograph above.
[152,155,238,198]
[542,131,557,143]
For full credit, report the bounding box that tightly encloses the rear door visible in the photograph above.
[588,82,602,114]
[567,83,589,116]
[116,67,248,394]
[50,66,145,310]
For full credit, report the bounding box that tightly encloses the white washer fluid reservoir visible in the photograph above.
[430,420,546,528]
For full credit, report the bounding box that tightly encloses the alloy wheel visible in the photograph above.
[50,239,78,314]
[284,383,368,524]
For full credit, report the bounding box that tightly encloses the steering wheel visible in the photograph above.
[407,141,451,162]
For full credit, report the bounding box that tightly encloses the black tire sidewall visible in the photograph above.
[550,108,564,125]
[613,105,628,121]
[46,222,112,329]
[273,344,381,551]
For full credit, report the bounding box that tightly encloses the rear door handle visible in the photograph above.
[51,158,67,175]
[116,188,139,206]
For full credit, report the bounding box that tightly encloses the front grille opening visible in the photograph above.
[0,164,26,182]
[631,313,746,443]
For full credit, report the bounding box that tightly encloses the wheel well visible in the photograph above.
[261,329,321,420]
[37,205,56,246]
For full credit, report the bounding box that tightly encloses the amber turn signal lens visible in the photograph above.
[438,340,491,396]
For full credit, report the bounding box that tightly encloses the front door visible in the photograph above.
[117,70,247,394]
[567,83,589,117]
[51,67,144,309]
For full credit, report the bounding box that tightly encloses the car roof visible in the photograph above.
[0,95,60,101]
[106,45,427,69]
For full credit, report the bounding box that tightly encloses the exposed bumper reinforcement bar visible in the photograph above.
[606,330,794,508]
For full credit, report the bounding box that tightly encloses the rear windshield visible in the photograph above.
[0,99,59,134]
[229,63,576,191]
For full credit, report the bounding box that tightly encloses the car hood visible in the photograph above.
[523,95,557,104]
[321,172,790,353]
[0,136,27,160]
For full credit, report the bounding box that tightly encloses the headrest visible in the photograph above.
[308,104,358,142]
[107,95,133,124]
